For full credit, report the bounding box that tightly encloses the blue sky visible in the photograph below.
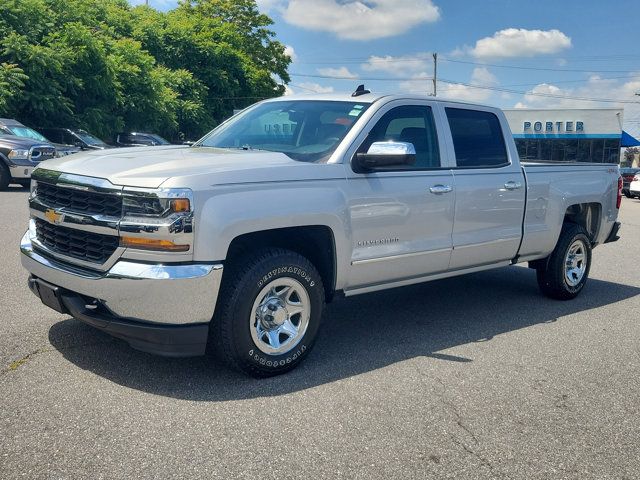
[131,0,640,136]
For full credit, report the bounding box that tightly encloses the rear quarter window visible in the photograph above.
[446,108,509,168]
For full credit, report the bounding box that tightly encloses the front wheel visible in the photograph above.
[0,163,10,191]
[536,223,592,300]
[624,191,632,198]
[209,248,325,377]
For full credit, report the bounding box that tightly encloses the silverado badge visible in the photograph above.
[44,209,63,225]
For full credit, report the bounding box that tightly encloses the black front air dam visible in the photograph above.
[28,275,209,357]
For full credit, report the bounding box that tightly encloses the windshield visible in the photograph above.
[197,100,370,162]
[75,129,106,146]
[6,126,49,143]
[147,134,170,145]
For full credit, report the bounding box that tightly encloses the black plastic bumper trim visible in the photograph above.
[604,221,621,244]
[28,275,209,357]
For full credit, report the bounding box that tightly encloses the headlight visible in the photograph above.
[120,188,194,253]
[8,149,30,160]
[122,193,190,217]
[30,179,38,198]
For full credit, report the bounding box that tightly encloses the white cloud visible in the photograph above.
[470,66,498,86]
[429,67,498,103]
[294,82,335,94]
[467,28,571,59]
[316,66,358,79]
[284,45,297,62]
[281,0,440,41]
[362,53,431,77]
[398,72,433,95]
[512,75,640,138]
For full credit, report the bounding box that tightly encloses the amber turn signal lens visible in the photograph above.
[170,198,190,212]
[120,236,190,252]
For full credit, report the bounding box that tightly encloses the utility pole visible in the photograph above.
[432,53,438,97]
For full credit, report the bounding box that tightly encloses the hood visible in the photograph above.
[35,145,345,189]
[0,134,53,149]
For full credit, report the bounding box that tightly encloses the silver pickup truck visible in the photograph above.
[20,93,622,377]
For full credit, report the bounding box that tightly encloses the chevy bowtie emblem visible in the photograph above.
[45,209,63,225]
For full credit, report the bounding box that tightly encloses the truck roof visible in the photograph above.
[0,118,25,127]
[262,92,492,109]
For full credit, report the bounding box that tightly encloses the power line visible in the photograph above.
[440,58,636,74]
[290,72,431,82]
[437,78,640,104]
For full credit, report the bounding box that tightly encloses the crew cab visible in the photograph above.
[20,93,622,377]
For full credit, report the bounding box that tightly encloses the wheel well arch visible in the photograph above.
[225,225,337,302]
[563,202,601,242]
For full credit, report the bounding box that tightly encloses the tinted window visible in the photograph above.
[358,105,441,169]
[62,131,77,145]
[446,108,508,168]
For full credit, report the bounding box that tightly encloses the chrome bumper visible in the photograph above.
[9,165,34,179]
[20,230,223,325]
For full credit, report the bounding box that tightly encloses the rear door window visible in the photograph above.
[445,108,509,168]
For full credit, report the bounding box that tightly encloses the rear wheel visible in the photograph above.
[0,163,10,191]
[536,223,592,300]
[209,248,325,377]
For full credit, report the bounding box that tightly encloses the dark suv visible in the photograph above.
[115,132,172,147]
[36,127,112,151]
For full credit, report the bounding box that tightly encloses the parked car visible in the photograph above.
[36,127,113,151]
[629,172,640,198]
[620,167,640,197]
[0,133,56,189]
[0,119,79,157]
[21,93,622,377]
[115,132,171,147]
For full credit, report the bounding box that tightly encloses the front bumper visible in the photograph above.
[21,231,223,356]
[9,164,34,179]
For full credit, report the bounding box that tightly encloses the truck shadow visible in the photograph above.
[48,266,639,401]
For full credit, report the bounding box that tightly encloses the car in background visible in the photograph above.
[620,167,640,198]
[629,172,640,199]
[0,133,56,189]
[115,132,172,147]
[36,127,113,151]
[0,119,79,157]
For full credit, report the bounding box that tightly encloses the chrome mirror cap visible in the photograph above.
[367,141,416,156]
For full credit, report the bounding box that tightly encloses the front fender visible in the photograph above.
[193,183,352,290]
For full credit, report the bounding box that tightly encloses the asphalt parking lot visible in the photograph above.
[1,185,639,479]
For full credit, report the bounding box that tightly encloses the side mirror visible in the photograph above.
[353,141,416,172]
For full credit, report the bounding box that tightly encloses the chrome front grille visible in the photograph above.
[36,182,123,217]
[34,218,119,264]
[29,146,56,163]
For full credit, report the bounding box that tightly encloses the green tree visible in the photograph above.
[0,0,290,141]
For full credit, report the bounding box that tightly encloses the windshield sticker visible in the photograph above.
[348,109,363,117]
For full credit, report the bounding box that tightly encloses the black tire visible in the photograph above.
[624,191,632,198]
[209,248,325,377]
[0,162,10,191]
[536,223,592,300]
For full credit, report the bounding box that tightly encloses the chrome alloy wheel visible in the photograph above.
[250,278,310,355]
[564,239,587,287]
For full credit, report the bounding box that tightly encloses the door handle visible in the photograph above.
[504,181,523,190]
[429,184,453,194]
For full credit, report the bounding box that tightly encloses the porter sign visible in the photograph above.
[523,121,585,133]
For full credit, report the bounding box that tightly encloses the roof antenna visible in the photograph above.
[352,84,370,97]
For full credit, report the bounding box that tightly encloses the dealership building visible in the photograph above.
[503,108,639,164]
